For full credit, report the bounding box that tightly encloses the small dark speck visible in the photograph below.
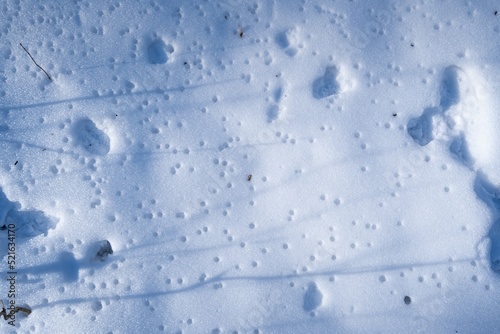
[410,43,414,47]
[14,160,18,165]
[495,10,498,16]
[184,61,188,65]
[247,174,252,181]
[404,296,411,305]
[392,113,397,117]
[0,225,6,230]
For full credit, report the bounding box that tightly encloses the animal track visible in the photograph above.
[474,173,500,273]
[406,107,439,146]
[275,27,300,57]
[0,187,56,238]
[439,66,462,109]
[267,85,286,122]
[73,119,110,156]
[303,282,323,312]
[449,134,473,168]
[407,66,469,151]
[147,39,174,65]
[312,66,340,99]
[408,65,500,273]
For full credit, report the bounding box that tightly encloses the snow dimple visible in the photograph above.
[303,282,323,312]
[312,66,340,99]
[147,39,174,64]
[91,301,103,312]
[73,119,110,155]
[0,187,57,238]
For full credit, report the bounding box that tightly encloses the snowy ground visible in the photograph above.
[1,0,500,333]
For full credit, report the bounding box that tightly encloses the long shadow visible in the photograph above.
[0,251,103,285]
[29,270,230,310]
[0,78,238,112]
[26,255,478,310]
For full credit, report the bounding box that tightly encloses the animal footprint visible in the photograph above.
[439,65,463,109]
[303,282,323,312]
[407,107,440,146]
[312,66,340,99]
[474,173,500,273]
[449,134,473,168]
[267,85,286,122]
[407,65,469,148]
[73,119,110,156]
[147,39,174,65]
[408,66,500,274]
[275,27,300,57]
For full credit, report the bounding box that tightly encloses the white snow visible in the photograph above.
[1,0,500,333]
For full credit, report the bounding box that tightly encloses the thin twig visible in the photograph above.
[19,43,52,81]
[0,300,32,321]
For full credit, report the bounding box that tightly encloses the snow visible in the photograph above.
[0,0,500,333]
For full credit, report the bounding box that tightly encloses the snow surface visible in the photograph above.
[1,0,500,333]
